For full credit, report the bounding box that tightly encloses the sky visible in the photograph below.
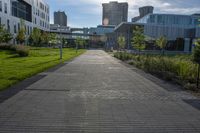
[46,0,200,28]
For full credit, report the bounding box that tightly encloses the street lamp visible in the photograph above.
[59,25,63,60]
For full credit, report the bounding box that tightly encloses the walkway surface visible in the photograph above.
[0,50,200,133]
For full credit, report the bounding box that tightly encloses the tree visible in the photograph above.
[193,38,200,89]
[16,19,25,44]
[131,26,145,54]
[156,36,167,55]
[75,37,82,49]
[29,28,41,46]
[40,31,49,46]
[117,35,126,51]
[49,33,57,47]
[0,25,12,43]
[62,38,68,47]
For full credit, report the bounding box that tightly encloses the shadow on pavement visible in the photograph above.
[183,99,200,111]
[0,75,46,103]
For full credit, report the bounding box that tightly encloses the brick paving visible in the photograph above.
[0,50,200,132]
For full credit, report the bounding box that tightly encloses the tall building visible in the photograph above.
[102,1,128,26]
[0,0,50,36]
[132,6,154,22]
[54,11,67,26]
[139,6,154,18]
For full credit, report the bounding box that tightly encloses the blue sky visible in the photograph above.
[46,0,200,28]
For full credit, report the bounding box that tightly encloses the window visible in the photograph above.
[7,19,10,32]
[11,0,32,22]
[14,24,17,33]
[4,3,7,14]
[0,1,2,12]
[18,23,20,31]
[27,26,29,35]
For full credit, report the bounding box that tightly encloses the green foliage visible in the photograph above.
[0,25,13,43]
[193,38,200,64]
[117,35,126,50]
[16,19,26,44]
[0,48,86,90]
[0,44,29,57]
[0,44,16,51]
[131,26,146,52]
[49,33,58,46]
[114,52,198,89]
[75,37,86,48]
[29,28,41,46]
[40,32,49,45]
[156,36,167,55]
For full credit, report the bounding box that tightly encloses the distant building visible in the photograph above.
[107,6,200,52]
[139,6,154,18]
[89,25,115,35]
[132,6,154,22]
[50,24,70,33]
[102,1,128,26]
[54,11,67,26]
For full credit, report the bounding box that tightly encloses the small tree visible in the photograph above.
[16,19,26,44]
[117,35,126,51]
[61,38,68,47]
[193,38,200,89]
[49,33,57,47]
[0,25,12,43]
[29,28,41,46]
[131,26,145,54]
[75,37,82,52]
[156,36,167,55]
[40,32,49,46]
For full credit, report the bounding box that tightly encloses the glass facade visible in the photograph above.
[4,3,7,14]
[137,14,197,27]
[11,0,32,22]
[0,1,2,12]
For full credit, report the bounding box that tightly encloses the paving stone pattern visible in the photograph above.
[0,50,200,133]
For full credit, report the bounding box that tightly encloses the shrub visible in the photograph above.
[114,52,198,89]
[0,44,16,51]
[15,45,29,57]
[184,83,198,91]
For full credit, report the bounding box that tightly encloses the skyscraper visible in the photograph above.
[54,11,67,26]
[102,1,128,26]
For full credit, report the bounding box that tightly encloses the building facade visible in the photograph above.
[54,11,67,26]
[89,25,115,35]
[0,0,50,38]
[107,6,200,52]
[102,1,128,26]
[132,6,154,22]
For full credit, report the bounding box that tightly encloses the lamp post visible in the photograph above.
[59,25,63,60]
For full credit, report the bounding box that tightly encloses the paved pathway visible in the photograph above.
[0,50,200,133]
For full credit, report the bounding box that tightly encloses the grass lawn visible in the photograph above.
[0,47,86,91]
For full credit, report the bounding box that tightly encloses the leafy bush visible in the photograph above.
[0,44,16,51]
[114,52,198,90]
[16,45,29,57]
[184,83,198,91]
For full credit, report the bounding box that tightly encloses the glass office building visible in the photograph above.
[111,7,200,52]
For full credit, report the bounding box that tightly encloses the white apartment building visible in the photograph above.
[0,0,50,39]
